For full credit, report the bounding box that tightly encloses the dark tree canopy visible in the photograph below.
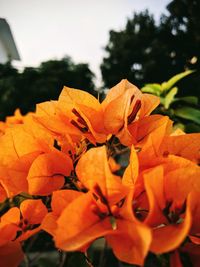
[100,0,200,97]
[0,57,95,120]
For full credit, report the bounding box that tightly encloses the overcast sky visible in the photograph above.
[1,0,169,84]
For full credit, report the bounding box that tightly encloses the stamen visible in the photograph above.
[127,99,141,124]
[72,108,88,127]
[93,184,108,205]
[71,120,88,133]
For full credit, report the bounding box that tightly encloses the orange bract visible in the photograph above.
[0,79,199,266]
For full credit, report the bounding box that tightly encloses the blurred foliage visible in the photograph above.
[0,57,95,120]
[101,0,200,99]
[141,70,200,132]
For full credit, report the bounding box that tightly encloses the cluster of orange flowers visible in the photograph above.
[0,80,200,267]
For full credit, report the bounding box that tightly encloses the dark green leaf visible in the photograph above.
[174,107,200,124]
[175,96,199,105]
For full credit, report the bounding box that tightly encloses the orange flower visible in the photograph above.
[34,86,107,146]
[102,79,160,145]
[58,86,106,142]
[54,189,151,266]
[0,123,73,197]
[143,166,192,254]
[34,100,82,150]
[0,199,48,267]
[0,199,48,242]
[51,146,152,266]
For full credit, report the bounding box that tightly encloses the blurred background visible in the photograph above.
[0,0,199,130]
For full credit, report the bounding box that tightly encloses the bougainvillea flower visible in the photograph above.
[34,100,82,142]
[102,79,160,145]
[47,146,152,265]
[0,123,72,197]
[0,199,48,243]
[142,166,192,254]
[17,199,48,241]
[0,199,48,267]
[57,86,107,143]
[161,156,200,208]
[54,189,151,266]
[0,208,20,246]
[131,115,173,167]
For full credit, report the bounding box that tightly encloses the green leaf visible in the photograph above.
[185,123,200,133]
[174,107,200,124]
[159,96,165,106]
[175,96,199,105]
[164,87,178,109]
[141,83,162,96]
[161,70,195,92]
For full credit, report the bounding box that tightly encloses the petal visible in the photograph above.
[150,198,192,254]
[0,241,24,267]
[128,115,172,145]
[164,158,200,206]
[76,146,128,204]
[51,190,83,216]
[41,213,58,236]
[0,224,19,246]
[122,146,139,188]
[187,191,200,234]
[160,133,200,164]
[139,93,160,118]
[106,219,152,266]
[102,79,141,108]
[0,184,7,203]
[1,207,20,225]
[55,192,112,251]
[58,86,106,142]
[0,126,50,166]
[143,166,168,227]
[28,151,72,195]
[20,199,48,225]
[102,80,142,134]
[103,89,133,133]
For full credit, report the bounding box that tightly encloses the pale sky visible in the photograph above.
[0,0,169,84]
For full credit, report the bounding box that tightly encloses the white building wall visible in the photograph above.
[0,38,8,63]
